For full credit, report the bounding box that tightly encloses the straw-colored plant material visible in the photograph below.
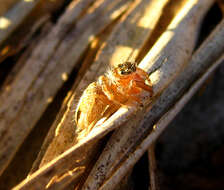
[38,0,170,167]
[82,0,215,189]
[0,0,19,16]
[95,17,224,189]
[0,0,222,189]
[98,58,222,190]
[98,52,224,190]
[148,144,159,190]
[0,0,69,63]
[0,0,41,45]
[16,0,172,188]
[12,0,219,190]
[0,0,130,177]
[1,15,51,87]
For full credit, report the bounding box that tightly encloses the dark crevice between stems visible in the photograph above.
[194,2,222,50]
[132,152,150,190]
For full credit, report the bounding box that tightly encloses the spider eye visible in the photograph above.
[119,70,125,75]
[116,61,137,75]
[118,64,123,68]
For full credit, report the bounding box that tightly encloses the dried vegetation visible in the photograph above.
[0,0,223,189]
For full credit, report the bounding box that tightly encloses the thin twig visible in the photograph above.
[83,1,215,189]
[0,0,41,45]
[148,144,159,190]
[98,53,224,190]
[27,0,171,188]
[0,0,130,178]
[13,1,220,189]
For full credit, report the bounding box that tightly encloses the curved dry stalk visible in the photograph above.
[148,144,159,190]
[28,36,106,174]
[37,0,171,168]
[37,1,189,167]
[98,53,224,190]
[23,0,171,188]
[0,15,51,83]
[45,166,85,190]
[0,0,130,177]
[0,0,41,45]
[29,0,135,173]
[0,0,68,63]
[13,0,173,189]
[82,0,215,189]
[96,17,224,189]
[12,0,216,189]
[0,0,19,15]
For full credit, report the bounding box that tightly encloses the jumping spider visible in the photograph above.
[75,62,153,134]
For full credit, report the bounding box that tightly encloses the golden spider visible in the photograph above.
[75,61,153,134]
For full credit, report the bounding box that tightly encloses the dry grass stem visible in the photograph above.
[98,50,224,190]
[23,0,172,188]
[0,0,19,15]
[99,17,224,188]
[0,1,222,190]
[148,144,159,190]
[0,0,130,178]
[37,0,170,164]
[90,16,224,190]
[0,0,66,63]
[0,0,41,45]
[83,0,214,189]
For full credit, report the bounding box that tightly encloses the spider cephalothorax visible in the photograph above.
[106,62,153,98]
[75,62,153,135]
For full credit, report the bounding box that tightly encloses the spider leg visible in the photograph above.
[99,75,127,105]
[134,80,153,95]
